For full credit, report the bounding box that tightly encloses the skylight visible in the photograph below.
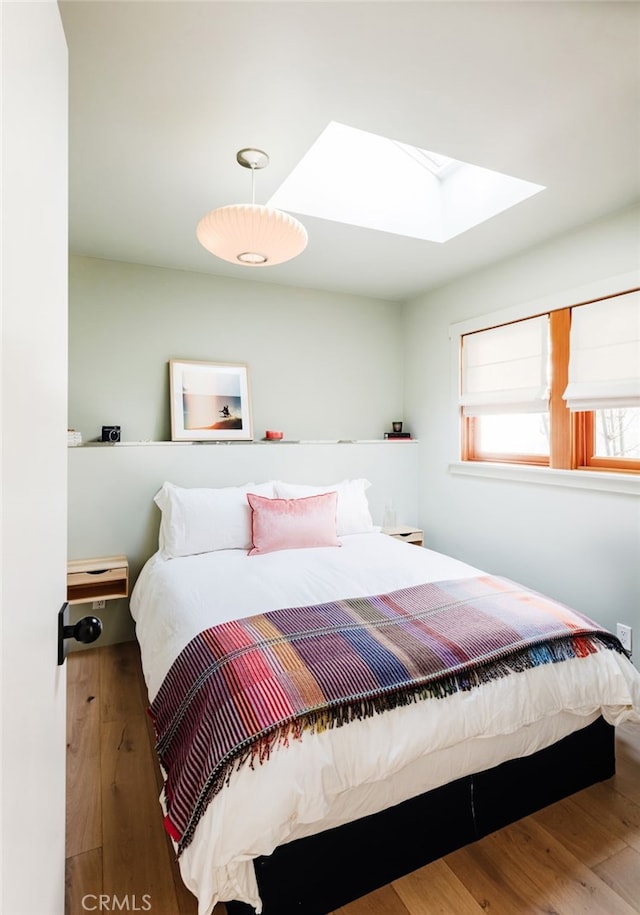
[268,122,545,243]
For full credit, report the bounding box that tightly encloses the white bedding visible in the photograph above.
[130,531,640,915]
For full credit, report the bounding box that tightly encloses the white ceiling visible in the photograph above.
[59,1,640,302]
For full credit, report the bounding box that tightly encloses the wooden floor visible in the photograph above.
[66,641,640,915]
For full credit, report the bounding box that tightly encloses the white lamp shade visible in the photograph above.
[197,203,308,267]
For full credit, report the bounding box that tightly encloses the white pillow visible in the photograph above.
[154,480,275,557]
[273,479,374,536]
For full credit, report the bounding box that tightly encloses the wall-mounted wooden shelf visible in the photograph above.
[382,525,424,547]
[67,554,129,604]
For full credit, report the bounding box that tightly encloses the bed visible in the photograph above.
[130,479,640,915]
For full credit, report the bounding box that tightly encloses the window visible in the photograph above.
[460,290,640,474]
[593,409,640,459]
[460,313,551,465]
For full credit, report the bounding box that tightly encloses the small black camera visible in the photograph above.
[101,425,121,443]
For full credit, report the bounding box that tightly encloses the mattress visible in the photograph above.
[130,531,640,914]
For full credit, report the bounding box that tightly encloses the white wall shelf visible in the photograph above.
[69,439,419,448]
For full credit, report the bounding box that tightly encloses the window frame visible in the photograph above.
[575,412,640,473]
[456,283,640,476]
[461,415,551,466]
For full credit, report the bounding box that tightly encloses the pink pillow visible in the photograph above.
[247,492,340,555]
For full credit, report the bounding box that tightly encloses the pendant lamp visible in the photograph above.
[196,149,308,267]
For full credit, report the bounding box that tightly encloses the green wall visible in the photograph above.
[403,204,640,642]
[69,256,404,444]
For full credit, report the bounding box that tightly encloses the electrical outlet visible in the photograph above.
[616,623,632,653]
[92,599,106,611]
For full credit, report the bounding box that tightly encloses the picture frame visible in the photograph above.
[169,359,253,442]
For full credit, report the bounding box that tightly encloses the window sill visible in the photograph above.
[449,461,640,496]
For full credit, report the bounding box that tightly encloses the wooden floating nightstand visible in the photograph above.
[67,554,129,605]
[382,525,424,547]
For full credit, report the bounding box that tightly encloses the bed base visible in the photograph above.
[226,716,615,915]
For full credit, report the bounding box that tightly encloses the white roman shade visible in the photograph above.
[563,290,640,412]
[460,315,550,416]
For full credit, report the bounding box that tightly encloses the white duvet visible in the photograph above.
[130,532,640,915]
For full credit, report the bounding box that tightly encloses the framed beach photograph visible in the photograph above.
[169,359,253,441]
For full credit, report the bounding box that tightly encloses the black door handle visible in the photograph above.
[57,602,102,665]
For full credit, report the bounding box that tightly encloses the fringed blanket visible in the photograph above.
[149,575,624,853]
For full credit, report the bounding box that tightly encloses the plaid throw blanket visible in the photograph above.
[149,575,623,853]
